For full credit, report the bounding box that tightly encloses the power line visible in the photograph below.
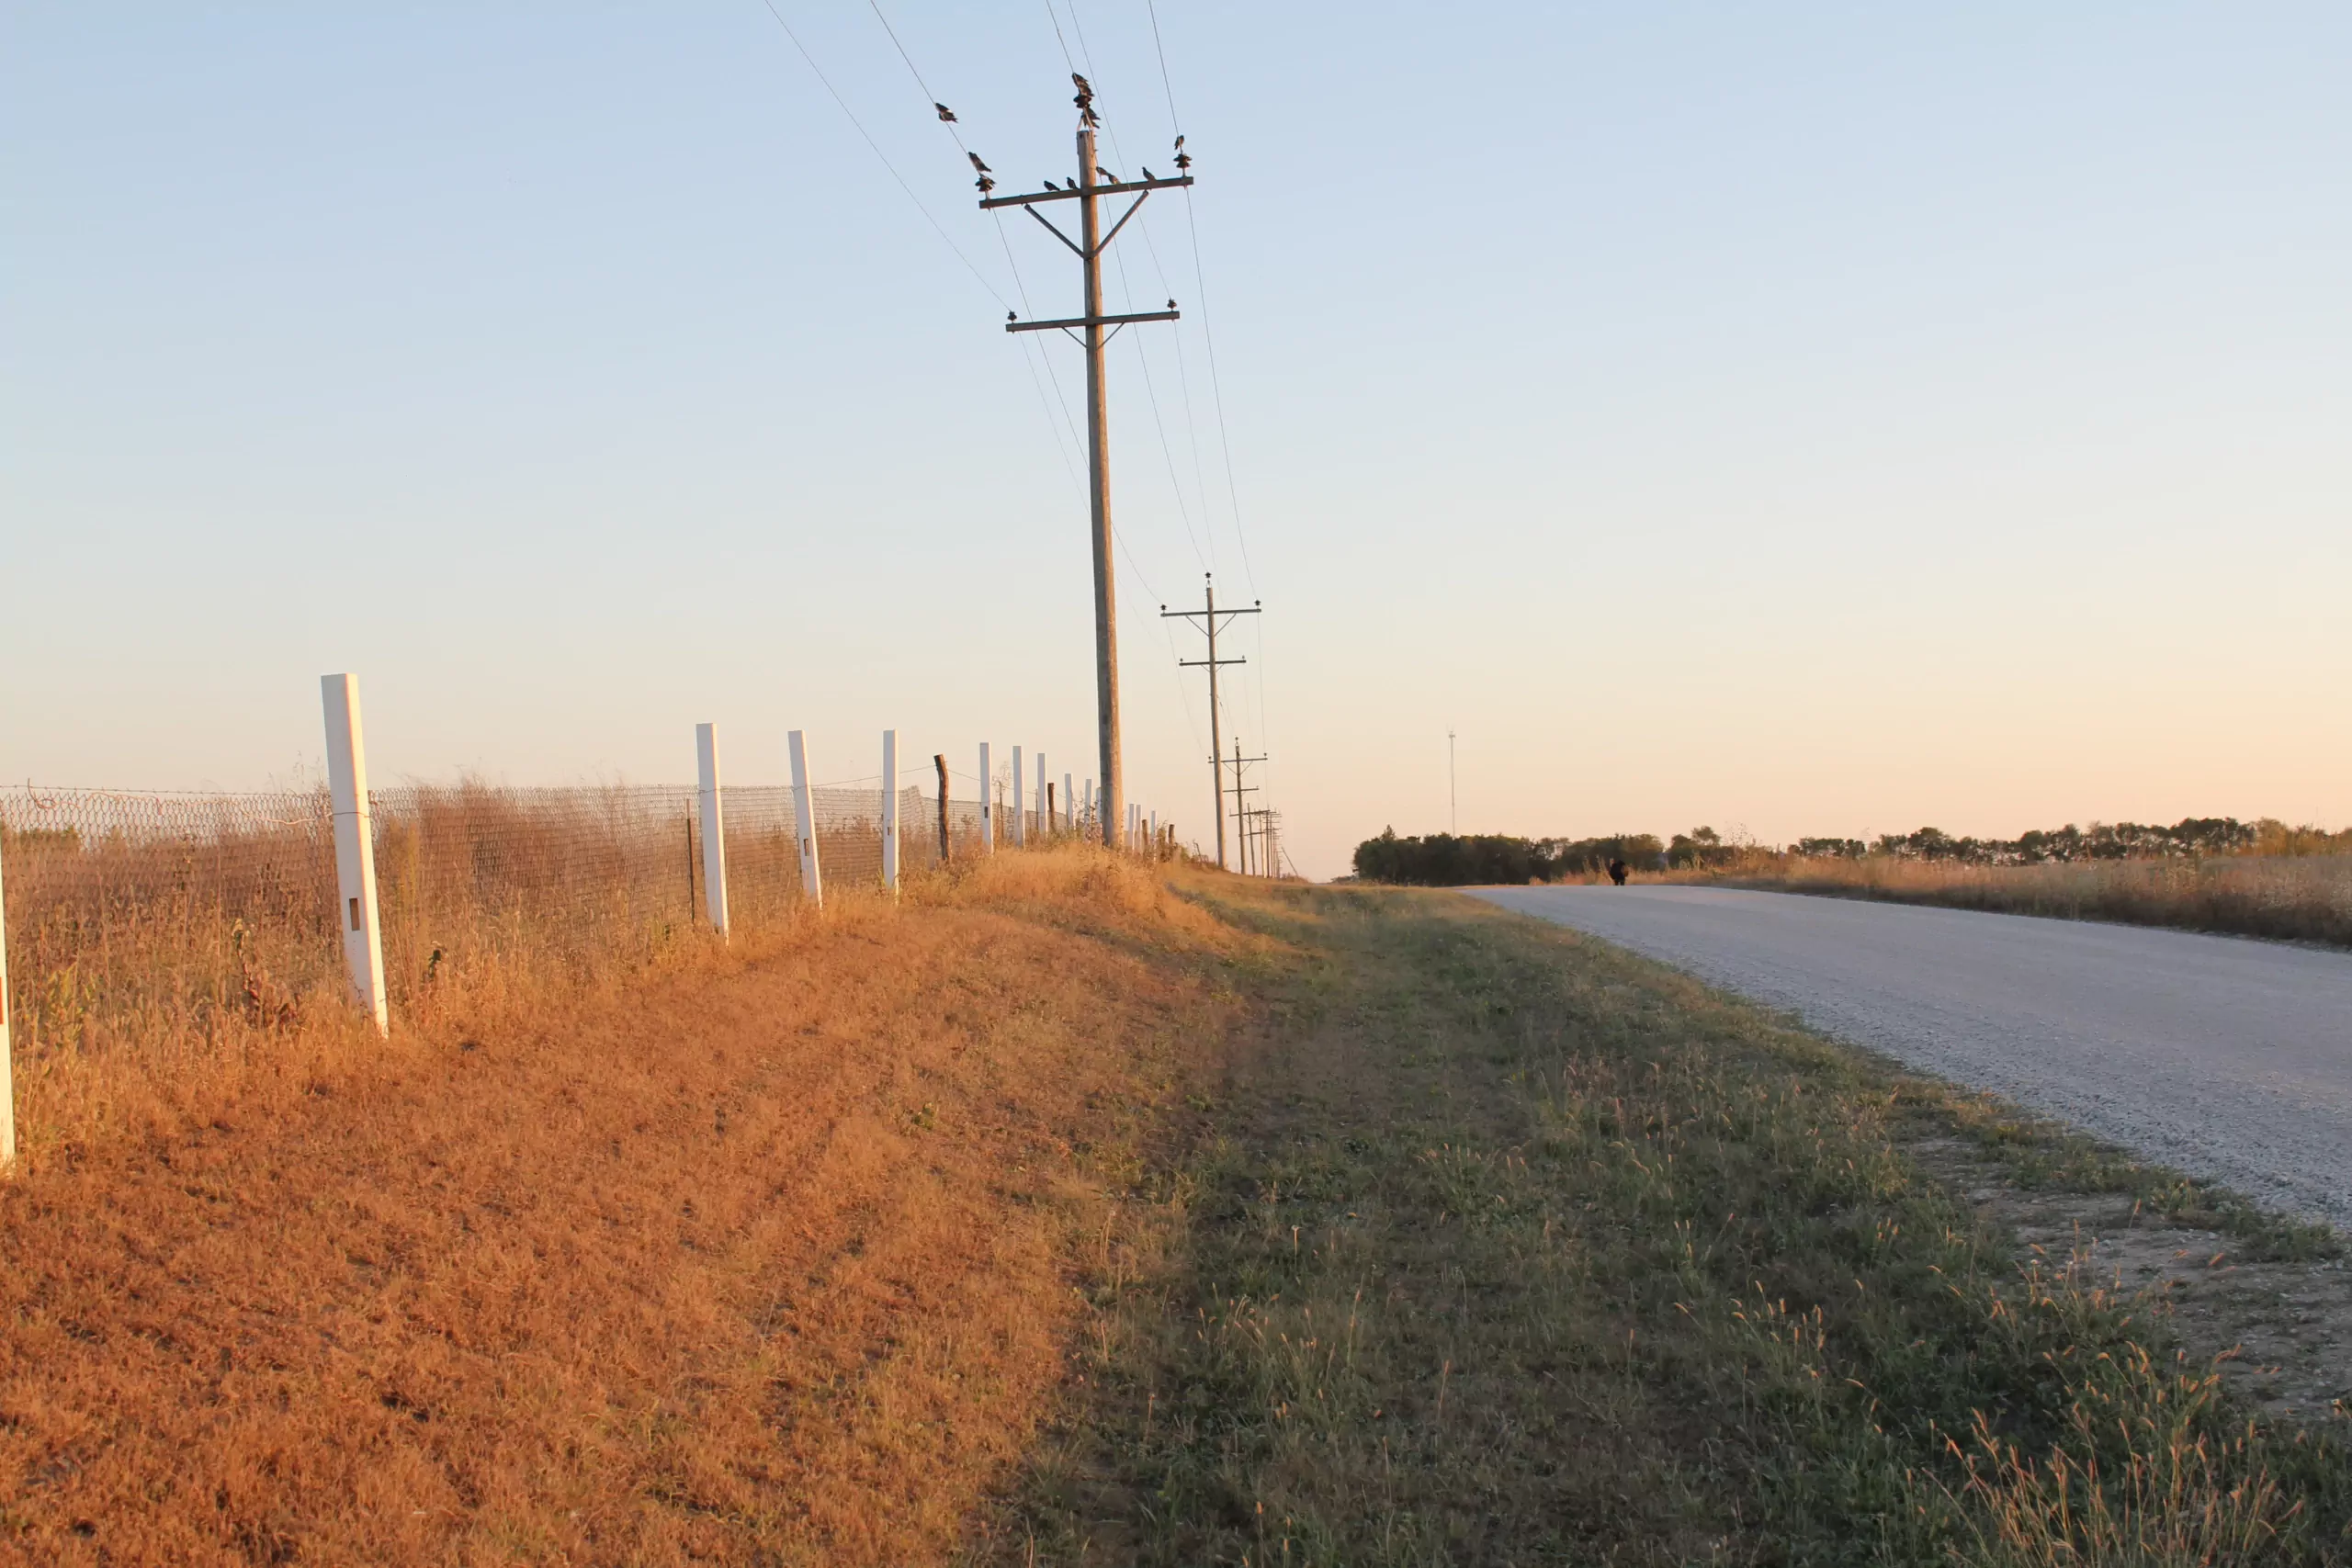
[1145,0,1181,130]
[752,0,1010,310]
[838,0,1106,551]
[1041,0,1078,74]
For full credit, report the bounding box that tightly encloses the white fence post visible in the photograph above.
[0,829,16,1169]
[978,741,993,852]
[789,728,824,908]
[881,728,899,895]
[1012,746,1025,848]
[696,723,729,936]
[322,673,389,1033]
[1062,772,1073,834]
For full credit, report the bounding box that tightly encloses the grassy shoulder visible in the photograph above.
[989,880,2351,1566]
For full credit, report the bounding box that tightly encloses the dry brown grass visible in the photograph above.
[1661,852,2352,948]
[0,846,1240,1565]
[0,780,996,1166]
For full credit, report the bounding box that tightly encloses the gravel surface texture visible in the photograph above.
[1470,885,2352,1230]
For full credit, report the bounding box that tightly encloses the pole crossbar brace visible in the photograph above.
[1007,309,1180,334]
[979,175,1193,209]
[1025,192,1153,258]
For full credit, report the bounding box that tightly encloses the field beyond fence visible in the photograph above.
[1680,850,2352,949]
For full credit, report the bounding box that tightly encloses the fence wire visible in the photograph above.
[0,779,1076,1056]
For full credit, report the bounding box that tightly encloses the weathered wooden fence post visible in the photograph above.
[881,729,900,895]
[978,741,994,852]
[322,674,389,1033]
[789,728,824,908]
[696,723,729,936]
[934,753,952,862]
[0,828,16,1169]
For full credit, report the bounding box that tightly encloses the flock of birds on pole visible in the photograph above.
[935,74,1190,201]
[936,73,1194,327]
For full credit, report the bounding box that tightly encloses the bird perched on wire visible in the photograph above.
[967,151,990,174]
[934,102,957,123]
[1172,134,1191,173]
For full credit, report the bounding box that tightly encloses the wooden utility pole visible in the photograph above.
[1162,574,1259,870]
[1227,736,1267,875]
[985,95,1193,847]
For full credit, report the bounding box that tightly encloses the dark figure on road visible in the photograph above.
[1607,858,1629,886]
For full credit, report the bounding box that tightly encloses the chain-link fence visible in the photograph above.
[0,778,1058,1058]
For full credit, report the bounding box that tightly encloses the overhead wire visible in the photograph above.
[847,0,1093,502]
[1138,0,1280,816]
[752,0,1011,311]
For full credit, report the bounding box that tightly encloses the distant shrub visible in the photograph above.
[1351,828,1664,886]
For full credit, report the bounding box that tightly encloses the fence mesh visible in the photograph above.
[0,780,1057,1056]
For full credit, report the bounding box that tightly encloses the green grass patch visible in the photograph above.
[982,883,2352,1565]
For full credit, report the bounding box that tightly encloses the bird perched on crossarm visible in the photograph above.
[1141,165,1157,180]
[934,102,957,123]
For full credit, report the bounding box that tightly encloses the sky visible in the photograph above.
[5,3,2347,878]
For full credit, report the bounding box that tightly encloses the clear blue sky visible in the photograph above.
[6,4,2346,876]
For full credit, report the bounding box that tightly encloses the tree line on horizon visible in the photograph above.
[1351,817,2350,886]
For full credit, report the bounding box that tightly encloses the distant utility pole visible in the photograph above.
[1162,574,1260,870]
[1227,735,1267,875]
[1449,728,1457,835]
[982,83,1194,849]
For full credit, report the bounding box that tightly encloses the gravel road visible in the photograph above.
[1470,886,2352,1229]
